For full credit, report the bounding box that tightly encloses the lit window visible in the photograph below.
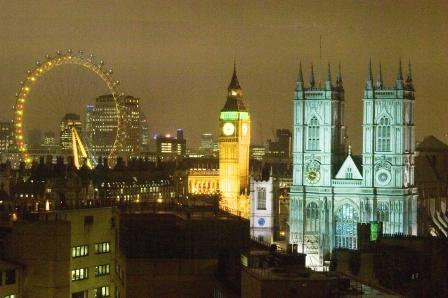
[335,204,359,249]
[257,187,266,210]
[377,117,391,152]
[95,285,110,297]
[72,245,89,258]
[95,242,111,254]
[95,264,111,277]
[71,268,89,281]
[306,202,319,233]
[307,117,320,151]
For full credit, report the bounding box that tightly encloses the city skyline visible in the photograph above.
[0,1,447,150]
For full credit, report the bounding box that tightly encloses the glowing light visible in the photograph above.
[231,90,237,96]
[11,213,18,222]
[157,198,163,203]
[30,77,36,81]
[24,87,29,91]
[16,110,23,115]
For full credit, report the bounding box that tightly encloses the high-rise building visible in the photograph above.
[0,121,14,153]
[120,95,141,156]
[250,145,266,161]
[87,95,118,158]
[41,131,58,151]
[218,65,251,216]
[140,111,150,152]
[199,133,214,156]
[266,129,292,159]
[155,129,186,157]
[289,61,417,269]
[60,113,82,151]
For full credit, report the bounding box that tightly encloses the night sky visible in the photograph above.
[0,1,447,151]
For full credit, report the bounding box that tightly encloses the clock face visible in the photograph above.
[305,170,320,184]
[258,217,265,226]
[222,122,235,136]
[242,123,248,136]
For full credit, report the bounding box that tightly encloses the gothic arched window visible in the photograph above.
[377,117,391,152]
[308,117,320,151]
[306,202,319,233]
[335,203,359,249]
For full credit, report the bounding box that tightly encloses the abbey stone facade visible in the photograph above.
[289,61,418,268]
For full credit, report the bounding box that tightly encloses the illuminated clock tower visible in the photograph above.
[219,65,250,215]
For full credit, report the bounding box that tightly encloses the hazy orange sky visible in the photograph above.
[0,1,447,151]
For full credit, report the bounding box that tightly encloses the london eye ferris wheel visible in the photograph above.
[13,49,125,167]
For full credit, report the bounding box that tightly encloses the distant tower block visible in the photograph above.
[218,64,251,216]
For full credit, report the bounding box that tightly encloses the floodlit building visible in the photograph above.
[218,65,251,217]
[289,61,418,269]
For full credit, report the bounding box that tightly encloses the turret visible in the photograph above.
[395,58,404,90]
[365,59,374,90]
[295,62,304,91]
[324,63,332,90]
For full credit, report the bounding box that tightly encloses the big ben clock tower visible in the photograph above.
[219,65,250,216]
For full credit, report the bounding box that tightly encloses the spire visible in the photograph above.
[397,58,403,80]
[325,63,332,90]
[326,63,332,82]
[348,144,352,156]
[405,59,414,91]
[376,61,383,89]
[310,63,315,87]
[297,62,304,82]
[365,59,374,90]
[406,59,413,82]
[228,61,241,91]
[336,63,343,90]
[295,62,304,91]
[396,58,404,89]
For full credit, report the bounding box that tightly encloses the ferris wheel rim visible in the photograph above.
[13,50,124,164]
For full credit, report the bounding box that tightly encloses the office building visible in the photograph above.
[60,113,82,151]
[155,129,186,157]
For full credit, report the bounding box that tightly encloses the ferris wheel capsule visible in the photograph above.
[56,50,62,55]
[67,49,72,54]
[79,50,84,55]
[19,81,24,85]
[89,53,94,59]
[35,61,41,66]
[108,69,113,74]
[45,54,51,59]
[100,60,105,65]
[15,93,19,97]
[27,70,31,74]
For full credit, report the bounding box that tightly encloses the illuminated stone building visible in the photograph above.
[186,158,219,195]
[60,113,82,151]
[219,66,251,217]
[289,61,418,269]
[250,165,292,243]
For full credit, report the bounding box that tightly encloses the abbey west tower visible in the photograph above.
[289,61,418,269]
[219,66,250,217]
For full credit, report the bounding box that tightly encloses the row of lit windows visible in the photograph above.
[72,242,111,258]
[72,268,89,281]
[72,245,88,258]
[71,264,110,282]
[95,242,111,254]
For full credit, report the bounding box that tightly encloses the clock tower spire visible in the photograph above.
[219,64,251,217]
